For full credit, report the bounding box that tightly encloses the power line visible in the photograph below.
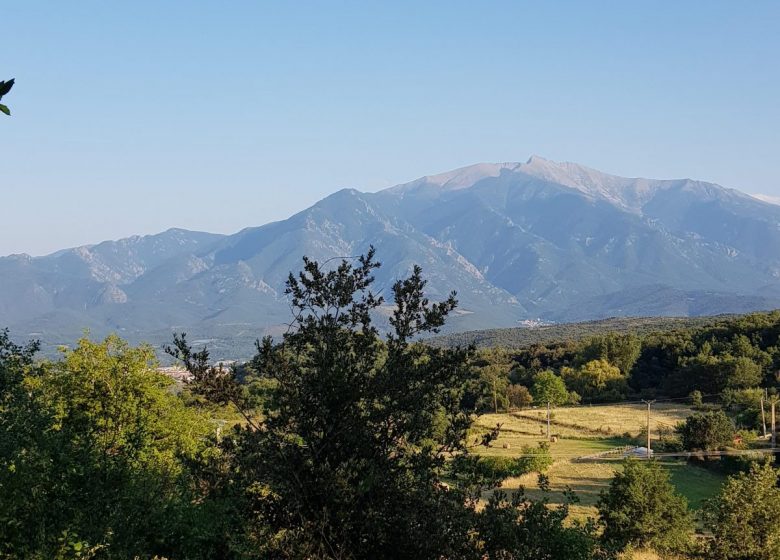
[481,447,780,459]
[503,393,723,412]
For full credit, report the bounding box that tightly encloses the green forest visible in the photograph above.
[469,310,780,412]
[2,250,779,559]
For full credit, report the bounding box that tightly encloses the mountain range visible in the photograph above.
[4,156,780,358]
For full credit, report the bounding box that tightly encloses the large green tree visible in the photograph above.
[0,334,219,559]
[676,409,734,451]
[704,463,780,560]
[170,249,484,558]
[597,459,693,554]
[469,348,514,413]
[531,370,571,406]
[580,333,641,376]
[561,359,627,402]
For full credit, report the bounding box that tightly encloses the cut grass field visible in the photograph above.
[472,404,726,521]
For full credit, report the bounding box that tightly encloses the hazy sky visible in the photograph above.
[3,1,779,256]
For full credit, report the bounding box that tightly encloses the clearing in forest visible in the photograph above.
[473,403,725,520]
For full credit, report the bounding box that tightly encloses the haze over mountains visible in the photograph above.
[4,156,780,357]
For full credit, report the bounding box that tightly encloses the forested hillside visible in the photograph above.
[465,310,780,412]
[431,315,722,349]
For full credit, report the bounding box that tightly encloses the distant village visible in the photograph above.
[158,360,237,383]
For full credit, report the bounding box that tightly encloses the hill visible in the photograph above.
[429,315,728,349]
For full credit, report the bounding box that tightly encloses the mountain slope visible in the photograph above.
[3,157,780,357]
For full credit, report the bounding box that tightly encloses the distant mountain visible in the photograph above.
[4,156,780,358]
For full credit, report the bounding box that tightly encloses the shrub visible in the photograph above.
[676,410,734,451]
[476,442,553,479]
[598,460,693,554]
[516,442,554,474]
[506,384,533,409]
[704,463,780,559]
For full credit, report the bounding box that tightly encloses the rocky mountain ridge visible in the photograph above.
[4,156,780,357]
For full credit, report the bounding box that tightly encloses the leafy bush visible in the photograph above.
[476,442,553,479]
[598,460,693,554]
[656,425,683,452]
[704,463,780,559]
[0,335,218,559]
[718,450,771,475]
[477,482,597,560]
[506,383,533,409]
[676,410,734,451]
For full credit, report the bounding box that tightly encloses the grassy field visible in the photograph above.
[472,404,726,521]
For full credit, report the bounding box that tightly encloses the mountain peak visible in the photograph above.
[515,157,676,211]
[524,154,552,165]
[386,156,742,213]
[390,155,617,195]
[519,156,614,188]
[388,161,521,194]
[387,155,638,204]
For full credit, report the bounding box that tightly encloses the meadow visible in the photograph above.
[473,404,726,520]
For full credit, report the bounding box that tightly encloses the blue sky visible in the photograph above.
[2,1,779,255]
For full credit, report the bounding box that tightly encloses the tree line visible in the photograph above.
[471,313,780,426]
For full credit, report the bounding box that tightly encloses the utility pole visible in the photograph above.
[547,401,551,441]
[642,400,655,459]
[770,396,778,449]
[760,389,768,438]
[492,377,498,414]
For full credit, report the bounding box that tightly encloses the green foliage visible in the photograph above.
[531,370,570,406]
[446,309,780,403]
[677,354,763,395]
[561,359,627,401]
[433,315,718,350]
[472,455,526,479]
[169,249,495,558]
[506,383,533,409]
[474,442,553,481]
[717,450,771,476]
[722,388,764,430]
[597,459,693,554]
[722,387,763,409]
[579,333,641,375]
[704,463,780,560]
[0,79,14,116]
[515,441,554,474]
[469,348,513,412]
[0,334,220,559]
[477,482,597,560]
[676,410,735,451]
[655,425,683,452]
